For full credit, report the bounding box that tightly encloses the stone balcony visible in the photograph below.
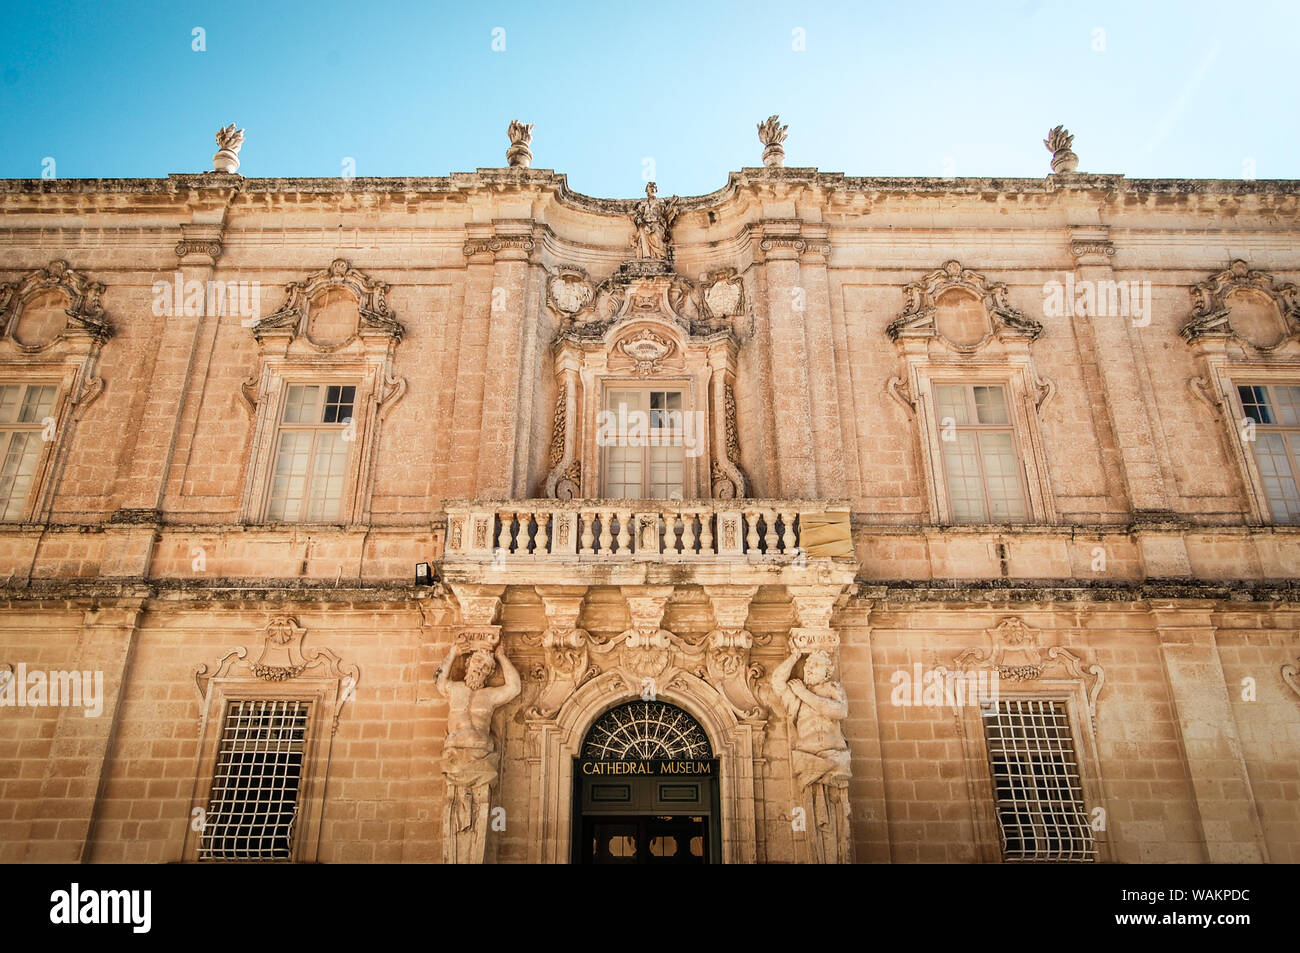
[439,499,857,587]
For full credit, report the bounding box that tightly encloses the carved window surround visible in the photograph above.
[184,616,358,863]
[543,264,746,500]
[886,262,1055,525]
[1188,360,1300,526]
[241,260,406,526]
[0,260,111,522]
[942,617,1110,864]
[1181,261,1300,525]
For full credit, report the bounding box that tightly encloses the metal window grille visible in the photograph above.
[982,699,1095,862]
[199,699,309,861]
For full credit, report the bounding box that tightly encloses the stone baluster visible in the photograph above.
[779,510,797,554]
[580,510,596,555]
[761,508,778,554]
[496,510,514,554]
[509,509,525,553]
[682,508,699,555]
[615,508,632,554]
[745,508,761,553]
[534,511,550,556]
[598,509,614,555]
[699,507,715,554]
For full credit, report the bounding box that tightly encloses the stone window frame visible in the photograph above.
[240,259,406,527]
[0,260,111,524]
[594,374,703,500]
[1194,364,1300,526]
[908,362,1057,525]
[954,683,1110,864]
[184,679,339,863]
[241,368,372,526]
[185,617,357,864]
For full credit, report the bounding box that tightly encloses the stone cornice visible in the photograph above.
[2,171,1297,209]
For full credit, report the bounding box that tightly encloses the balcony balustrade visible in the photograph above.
[442,499,852,564]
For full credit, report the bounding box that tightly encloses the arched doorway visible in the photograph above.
[573,700,721,864]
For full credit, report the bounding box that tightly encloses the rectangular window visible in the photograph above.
[199,699,310,862]
[982,699,1095,862]
[600,388,685,500]
[1238,383,1300,523]
[266,384,355,522]
[0,383,57,521]
[933,383,1028,522]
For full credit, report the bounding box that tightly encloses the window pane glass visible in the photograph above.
[267,431,312,521]
[979,432,1027,520]
[17,385,56,423]
[934,385,970,425]
[1238,385,1274,424]
[0,386,19,424]
[648,446,684,500]
[605,390,642,413]
[1255,432,1300,523]
[305,432,349,522]
[1273,386,1300,427]
[0,431,41,520]
[604,445,643,499]
[973,385,1009,425]
[942,432,986,521]
[322,385,356,424]
[282,385,320,423]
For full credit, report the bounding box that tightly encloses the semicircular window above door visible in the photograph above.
[582,701,712,760]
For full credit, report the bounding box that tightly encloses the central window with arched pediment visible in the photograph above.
[582,700,713,760]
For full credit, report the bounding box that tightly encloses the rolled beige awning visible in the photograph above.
[798,512,853,558]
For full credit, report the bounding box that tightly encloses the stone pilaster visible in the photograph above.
[1069,227,1174,516]
[31,601,144,862]
[1149,603,1269,862]
[467,222,544,499]
[754,221,818,497]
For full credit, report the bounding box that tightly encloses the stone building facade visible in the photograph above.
[0,124,1297,864]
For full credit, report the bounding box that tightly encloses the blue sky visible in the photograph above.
[1,0,1296,197]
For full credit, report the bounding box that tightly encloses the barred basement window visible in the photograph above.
[982,699,1095,862]
[199,699,310,861]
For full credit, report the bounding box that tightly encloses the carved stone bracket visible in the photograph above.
[703,586,763,720]
[463,235,536,259]
[528,588,594,719]
[886,376,916,417]
[587,587,703,688]
[1283,657,1300,700]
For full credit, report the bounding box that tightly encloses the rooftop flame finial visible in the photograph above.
[1044,125,1078,174]
[212,123,244,174]
[507,120,534,168]
[758,115,788,168]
